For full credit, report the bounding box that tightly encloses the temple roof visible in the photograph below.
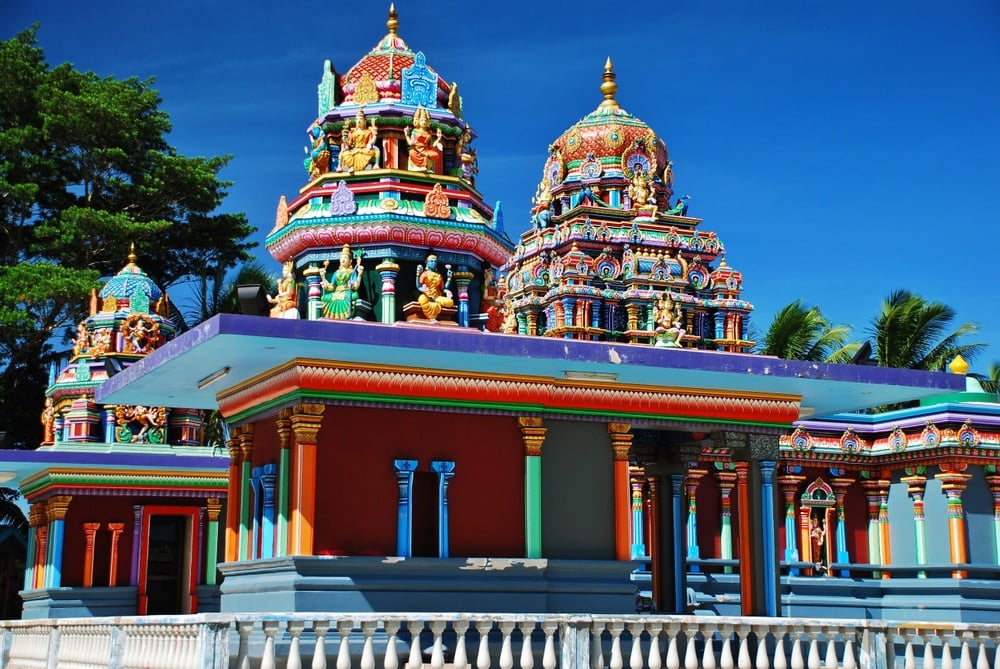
[98,246,165,310]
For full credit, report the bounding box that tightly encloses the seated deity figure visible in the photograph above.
[627,167,657,214]
[339,108,378,173]
[417,254,454,321]
[530,177,554,230]
[320,244,362,319]
[268,259,299,318]
[653,292,685,348]
[304,123,331,177]
[405,106,444,173]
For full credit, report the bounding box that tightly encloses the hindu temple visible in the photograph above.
[4,7,997,628]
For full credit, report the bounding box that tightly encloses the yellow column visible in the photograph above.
[935,470,972,578]
[289,404,325,556]
[224,426,242,563]
[608,422,633,561]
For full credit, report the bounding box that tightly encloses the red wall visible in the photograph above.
[62,497,134,587]
[313,407,524,557]
[695,474,721,558]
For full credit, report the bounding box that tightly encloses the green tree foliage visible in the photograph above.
[759,300,858,363]
[869,289,984,371]
[0,26,256,448]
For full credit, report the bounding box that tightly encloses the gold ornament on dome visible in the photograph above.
[275,195,289,231]
[565,128,582,153]
[604,123,625,150]
[380,197,400,211]
[354,71,379,106]
[544,151,564,186]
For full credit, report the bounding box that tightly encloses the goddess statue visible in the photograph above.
[268,259,299,318]
[653,292,685,348]
[320,245,363,320]
[627,167,657,214]
[304,123,331,177]
[530,177,554,230]
[417,254,454,321]
[405,106,443,173]
[339,108,378,173]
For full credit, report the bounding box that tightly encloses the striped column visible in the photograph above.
[238,425,255,561]
[861,479,890,578]
[205,498,222,585]
[901,473,928,578]
[224,427,242,563]
[24,504,43,590]
[669,472,686,613]
[629,466,646,559]
[777,474,805,575]
[44,495,72,588]
[608,423,633,561]
[518,417,546,558]
[647,475,663,610]
[684,469,706,571]
[735,462,753,615]
[716,469,737,574]
[375,259,400,324]
[275,409,292,558]
[289,404,325,556]
[831,478,854,577]
[987,474,1000,566]
[936,470,972,578]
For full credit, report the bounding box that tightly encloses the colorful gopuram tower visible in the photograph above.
[499,59,753,351]
[17,250,228,619]
[265,6,513,327]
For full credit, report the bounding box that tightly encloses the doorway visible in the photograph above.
[145,516,188,614]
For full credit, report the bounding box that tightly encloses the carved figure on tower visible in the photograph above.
[627,166,657,215]
[417,254,454,321]
[268,259,299,319]
[339,108,379,173]
[305,123,331,178]
[320,245,363,320]
[530,177,554,230]
[653,292,685,348]
[406,105,443,173]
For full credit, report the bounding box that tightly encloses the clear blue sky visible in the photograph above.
[5,1,999,371]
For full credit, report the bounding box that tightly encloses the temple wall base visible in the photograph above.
[218,556,639,614]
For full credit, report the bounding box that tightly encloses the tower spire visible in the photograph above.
[387,4,399,35]
[598,57,619,111]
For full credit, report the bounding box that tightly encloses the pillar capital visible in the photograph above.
[518,416,546,456]
[238,422,255,461]
[608,422,633,460]
[227,426,242,463]
[206,498,223,522]
[28,502,47,528]
[276,408,293,449]
[46,495,72,522]
[290,403,325,444]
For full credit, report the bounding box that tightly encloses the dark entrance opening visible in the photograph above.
[145,516,187,614]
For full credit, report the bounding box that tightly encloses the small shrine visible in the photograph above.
[498,59,753,351]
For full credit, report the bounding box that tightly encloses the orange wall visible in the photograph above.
[312,407,524,557]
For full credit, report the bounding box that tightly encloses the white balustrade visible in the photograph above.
[0,613,997,669]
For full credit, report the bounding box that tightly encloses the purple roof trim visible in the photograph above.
[0,448,229,470]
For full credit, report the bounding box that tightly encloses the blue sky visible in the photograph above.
[5,1,999,370]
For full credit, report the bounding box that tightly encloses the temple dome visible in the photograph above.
[339,5,451,108]
[98,247,165,313]
[544,59,669,188]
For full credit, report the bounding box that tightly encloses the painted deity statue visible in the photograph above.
[417,254,453,321]
[530,177,554,230]
[268,259,299,318]
[339,108,378,173]
[653,292,685,348]
[305,123,331,178]
[405,105,443,173]
[320,245,363,320]
[627,167,657,214]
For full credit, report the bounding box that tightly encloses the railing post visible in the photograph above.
[859,623,891,669]
[0,625,10,667]
[107,623,125,668]
[559,616,592,669]
[199,620,233,669]
[45,626,61,669]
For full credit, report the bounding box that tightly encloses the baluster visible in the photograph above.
[773,634,787,669]
[807,631,821,669]
[720,628,735,669]
[666,631,680,669]
[628,623,644,669]
[454,622,470,669]
[737,629,752,669]
[500,622,517,669]
[924,638,936,669]
[974,633,990,669]
[476,620,493,669]
[287,621,306,669]
[790,634,804,669]
[684,629,699,669]
[430,621,447,669]
[904,636,916,669]
[823,635,837,669]
[542,622,558,669]
[314,621,331,669]
[361,620,379,669]
[520,621,535,669]
[592,625,605,669]
[942,639,954,669]
[703,632,717,669]
[339,619,357,669]
[384,620,401,669]
[261,621,281,669]
[755,630,770,669]
[841,633,856,669]
[237,621,254,669]
[609,623,625,669]
[961,638,973,669]
[408,622,424,669]
[647,624,663,669]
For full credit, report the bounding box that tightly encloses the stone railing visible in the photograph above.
[1,612,998,669]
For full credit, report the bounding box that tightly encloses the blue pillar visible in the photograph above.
[670,473,686,613]
[260,463,277,559]
[431,461,456,558]
[759,460,778,617]
[104,409,115,443]
[393,460,418,558]
[249,468,263,560]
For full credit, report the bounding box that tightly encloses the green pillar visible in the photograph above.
[205,498,221,586]
[519,417,545,558]
[376,259,399,324]
[276,445,290,557]
[238,428,254,561]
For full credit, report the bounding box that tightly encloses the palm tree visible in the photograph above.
[760,300,858,363]
[868,290,984,371]
[973,361,1000,394]
[184,260,278,328]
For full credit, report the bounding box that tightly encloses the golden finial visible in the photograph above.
[128,242,137,265]
[948,354,969,375]
[387,4,399,35]
[599,57,619,111]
